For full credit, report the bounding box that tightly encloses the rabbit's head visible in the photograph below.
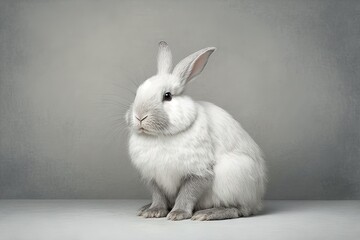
[126,41,215,136]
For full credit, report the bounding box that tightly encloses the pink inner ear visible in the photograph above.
[187,52,211,81]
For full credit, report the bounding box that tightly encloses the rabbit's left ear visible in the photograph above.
[157,41,172,74]
[173,47,216,85]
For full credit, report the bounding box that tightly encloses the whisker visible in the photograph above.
[110,82,137,96]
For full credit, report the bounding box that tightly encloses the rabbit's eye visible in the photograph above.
[163,92,172,101]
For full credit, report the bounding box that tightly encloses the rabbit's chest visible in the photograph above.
[129,134,214,196]
[131,143,191,196]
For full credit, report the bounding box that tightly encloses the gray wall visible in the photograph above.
[0,0,359,199]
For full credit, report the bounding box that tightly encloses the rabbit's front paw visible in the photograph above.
[137,203,151,216]
[167,209,192,221]
[141,207,169,218]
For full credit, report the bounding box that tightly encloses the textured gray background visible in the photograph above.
[0,0,359,199]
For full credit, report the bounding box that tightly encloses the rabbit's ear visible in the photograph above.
[173,47,216,85]
[157,41,173,74]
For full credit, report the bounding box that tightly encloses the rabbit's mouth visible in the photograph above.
[137,126,158,136]
[138,127,149,134]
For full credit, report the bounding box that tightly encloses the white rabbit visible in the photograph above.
[126,41,267,221]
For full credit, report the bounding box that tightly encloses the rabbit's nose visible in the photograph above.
[135,115,148,123]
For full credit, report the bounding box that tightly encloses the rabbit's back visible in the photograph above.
[197,101,266,211]
[199,101,263,161]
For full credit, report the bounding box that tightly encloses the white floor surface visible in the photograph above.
[0,200,359,240]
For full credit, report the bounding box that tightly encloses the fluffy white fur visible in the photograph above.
[126,42,267,218]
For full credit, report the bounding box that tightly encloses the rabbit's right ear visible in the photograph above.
[172,47,215,86]
[157,41,172,74]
